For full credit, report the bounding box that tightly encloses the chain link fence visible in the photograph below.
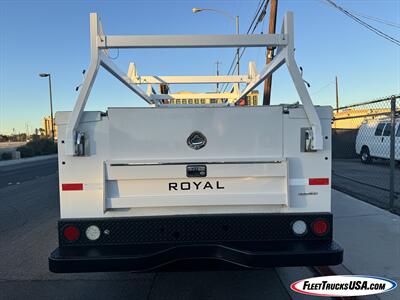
[332,95,400,212]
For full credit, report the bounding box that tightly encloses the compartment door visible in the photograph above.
[105,160,288,209]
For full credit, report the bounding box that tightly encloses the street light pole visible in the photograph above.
[48,75,55,141]
[39,73,55,142]
[192,8,240,75]
[263,0,278,105]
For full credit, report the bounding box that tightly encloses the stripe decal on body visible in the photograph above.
[290,178,330,186]
[309,178,330,185]
[62,183,84,191]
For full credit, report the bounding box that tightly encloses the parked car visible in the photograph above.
[355,118,400,163]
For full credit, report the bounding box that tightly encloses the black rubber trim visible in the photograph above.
[49,240,343,273]
[58,213,333,246]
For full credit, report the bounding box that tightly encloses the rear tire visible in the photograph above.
[360,146,372,164]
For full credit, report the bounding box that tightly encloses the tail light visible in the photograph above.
[63,225,80,241]
[238,99,246,106]
[311,219,329,236]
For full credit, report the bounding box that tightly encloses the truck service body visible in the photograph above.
[49,12,343,273]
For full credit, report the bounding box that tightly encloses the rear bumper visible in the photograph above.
[49,240,343,273]
[49,213,343,273]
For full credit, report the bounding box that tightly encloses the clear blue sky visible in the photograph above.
[0,0,399,134]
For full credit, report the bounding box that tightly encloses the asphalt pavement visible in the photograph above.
[0,158,292,300]
[0,157,58,188]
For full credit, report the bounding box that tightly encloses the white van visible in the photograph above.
[355,118,400,163]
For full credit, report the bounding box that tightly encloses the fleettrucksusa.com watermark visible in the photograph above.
[291,275,397,297]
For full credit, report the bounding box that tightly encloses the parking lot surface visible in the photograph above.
[332,159,400,211]
[0,158,291,300]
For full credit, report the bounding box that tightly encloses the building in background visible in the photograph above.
[333,108,390,129]
[244,90,259,106]
[42,116,57,140]
[167,90,259,106]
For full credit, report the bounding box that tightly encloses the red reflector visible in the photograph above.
[63,226,80,241]
[312,219,329,236]
[309,178,329,185]
[62,183,83,191]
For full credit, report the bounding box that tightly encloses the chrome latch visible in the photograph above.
[74,131,88,156]
[301,128,316,152]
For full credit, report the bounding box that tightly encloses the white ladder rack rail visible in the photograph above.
[65,11,323,155]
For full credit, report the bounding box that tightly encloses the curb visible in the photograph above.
[0,154,58,167]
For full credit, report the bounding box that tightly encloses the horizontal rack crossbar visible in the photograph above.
[100,34,287,49]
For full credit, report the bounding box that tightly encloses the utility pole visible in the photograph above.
[263,0,278,105]
[235,16,240,76]
[335,76,339,112]
[215,60,222,92]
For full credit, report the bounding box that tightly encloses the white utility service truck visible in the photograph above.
[49,12,343,272]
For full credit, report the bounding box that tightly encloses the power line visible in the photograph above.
[322,0,400,47]
[222,0,270,91]
[349,10,400,29]
[247,0,266,35]
[311,80,335,96]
